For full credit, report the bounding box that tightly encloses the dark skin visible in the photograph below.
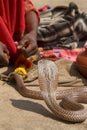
[0,42,10,66]
[17,10,39,58]
[0,10,39,66]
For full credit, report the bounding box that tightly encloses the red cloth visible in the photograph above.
[0,0,39,59]
[38,5,51,13]
[40,49,85,62]
[0,0,25,58]
[0,17,17,57]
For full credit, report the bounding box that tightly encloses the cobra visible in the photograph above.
[10,60,87,123]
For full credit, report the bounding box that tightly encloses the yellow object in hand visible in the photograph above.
[14,67,27,79]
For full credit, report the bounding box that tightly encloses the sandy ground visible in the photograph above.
[0,0,87,130]
[32,0,87,12]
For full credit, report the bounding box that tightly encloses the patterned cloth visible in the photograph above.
[40,48,85,62]
[37,2,87,49]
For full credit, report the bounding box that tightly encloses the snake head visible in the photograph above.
[38,59,58,93]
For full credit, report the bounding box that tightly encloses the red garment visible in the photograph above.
[0,0,25,58]
[40,49,85,62]
[0,0,39,58]
[38,5,51,13]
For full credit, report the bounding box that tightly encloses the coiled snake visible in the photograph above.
[10,60,87,123]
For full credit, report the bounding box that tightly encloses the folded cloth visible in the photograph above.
[0,58,87,88]
[37,2,87,49]
[0,0,25,58]
[40,48,85,62]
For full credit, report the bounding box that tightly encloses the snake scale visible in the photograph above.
[10,60,87,123]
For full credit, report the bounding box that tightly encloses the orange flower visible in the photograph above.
[15,54,33,71]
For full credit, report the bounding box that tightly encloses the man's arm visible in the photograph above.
[18,0,40,57]
[25,10,39,42]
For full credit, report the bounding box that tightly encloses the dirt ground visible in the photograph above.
[32,0,87,12]
[0,0,87,130]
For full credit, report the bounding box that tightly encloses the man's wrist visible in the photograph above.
[27,31,37,42]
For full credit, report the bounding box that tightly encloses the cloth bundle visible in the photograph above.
[37,2,87,49]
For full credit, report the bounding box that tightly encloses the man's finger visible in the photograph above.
[22,46,38,57]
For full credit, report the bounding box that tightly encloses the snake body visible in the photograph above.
[10,60,87,123]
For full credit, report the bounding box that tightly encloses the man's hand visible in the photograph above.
[17,32,38,58]
[0,42,10,66]
[17,9,39,58]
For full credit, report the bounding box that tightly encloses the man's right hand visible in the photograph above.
[0,42,10,66]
